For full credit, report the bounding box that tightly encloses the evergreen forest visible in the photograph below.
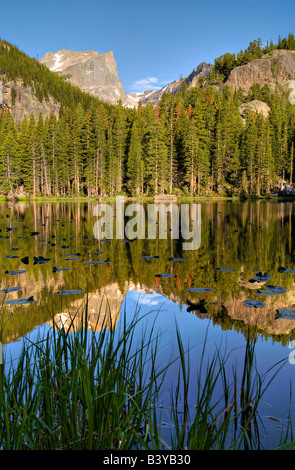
[0,35,295,198]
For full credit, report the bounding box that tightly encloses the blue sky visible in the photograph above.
[1,0,295,94]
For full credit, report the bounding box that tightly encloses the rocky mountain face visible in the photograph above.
[136,62,212,105]
[134,50,295,108]
[40,49,137,108]
[225,49,295,94]
[0,78,60,124]
[2,46,295,123]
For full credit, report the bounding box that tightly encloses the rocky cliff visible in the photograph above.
[40,49,137,108]
[0,78,60,124]
[138,50,295,107]
[225,49,295,94]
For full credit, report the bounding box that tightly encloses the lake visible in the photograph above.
[1,198,295,449]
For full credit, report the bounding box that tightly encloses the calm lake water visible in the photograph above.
[1,199,295,448]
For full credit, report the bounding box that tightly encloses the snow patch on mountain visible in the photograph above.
[50,53,64,72]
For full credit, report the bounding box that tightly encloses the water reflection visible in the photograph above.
[0,200,295,346]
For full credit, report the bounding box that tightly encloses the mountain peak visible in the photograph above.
[40,49,136,107]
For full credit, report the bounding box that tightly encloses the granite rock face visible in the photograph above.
[239,100,271,120]
[225,50,295,94]
[136,50,295,107]
[0,77,60,124]
[40,49,137,108]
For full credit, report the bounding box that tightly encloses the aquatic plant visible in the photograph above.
[0,301,294,450]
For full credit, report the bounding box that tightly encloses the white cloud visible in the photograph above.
[129,76,169,93]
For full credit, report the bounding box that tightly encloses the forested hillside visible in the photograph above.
[0,36,295,198]
[0,39,104,110]
[210,33,295,82]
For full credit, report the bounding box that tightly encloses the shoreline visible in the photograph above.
[1,194,295,203]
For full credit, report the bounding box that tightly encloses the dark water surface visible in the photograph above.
[1,199,295,448]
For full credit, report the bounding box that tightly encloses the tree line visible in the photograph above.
[211,33,295,82]
[0,37,295,198]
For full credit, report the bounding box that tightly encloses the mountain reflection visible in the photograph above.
[1,199,295,345]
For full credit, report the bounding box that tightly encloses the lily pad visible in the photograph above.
[256,285,287,296]
[83,260,110,265]
[67,253,81,257]
[0,286,22,293]
[168,257,186,262]
[215,267,236,272]
[141,255,159,259]
[4,297,36,305]
[187,287,213,293]
[5,255,19,259]
[53,267,71,272]
[64,257,81,261]
[57,289,84,295]
[278,267,295,274]
[249,272,272,283]
[155,273,174,278]
[5,270,27,275]
[275,308,295,319]
[33,256,50,264]
[243,299,265,308]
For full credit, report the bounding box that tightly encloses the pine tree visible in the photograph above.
[183,109,198,193]
[55,113,72,196]
[160,93,176,193]
[145,107,169,195]
[80,108,96,196]
[290,142,294,185]
[240,111,258,195]
[112,100,127,193]
[43,112,58,195]
[127,120,143,196]
[93,105,108,196]
[255,115,274,194]
[36,113,50,195]
[269,95,287,186]
[192,96,211,194]
[0,112,17,194]
[213,89,243,194]
[16,114,38,195]
[0,130,17,193]
[69,104,84,195]
[287,33,295,50]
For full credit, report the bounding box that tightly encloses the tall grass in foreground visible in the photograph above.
[0,302,294,450]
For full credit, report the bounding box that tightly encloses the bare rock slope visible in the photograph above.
[40,49,137,108]
[225,49,295,94]
[1,78,60,124]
